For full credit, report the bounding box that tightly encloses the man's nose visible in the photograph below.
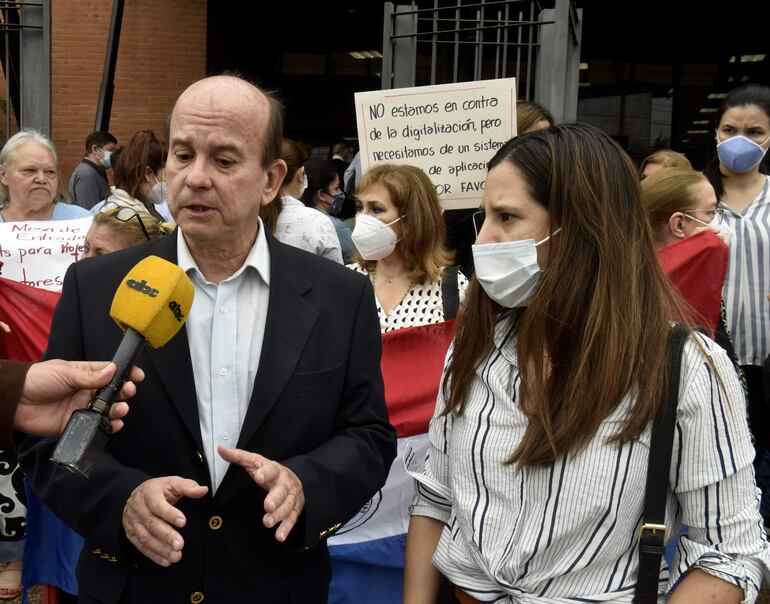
[184,156,213,189]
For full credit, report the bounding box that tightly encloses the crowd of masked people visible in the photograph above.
[0,78,768,604]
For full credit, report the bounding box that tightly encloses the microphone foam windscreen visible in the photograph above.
[109,255,194,348]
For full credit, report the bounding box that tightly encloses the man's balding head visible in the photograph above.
[165,75,287,265]
[171,75,283,167]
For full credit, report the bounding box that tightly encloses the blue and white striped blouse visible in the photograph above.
[408,315,770,603]
[722,174,770,367]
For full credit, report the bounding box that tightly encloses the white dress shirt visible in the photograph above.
[177,221,270,492]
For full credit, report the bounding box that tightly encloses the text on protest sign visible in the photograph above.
[355,78,517,210]
[0,217,91,291]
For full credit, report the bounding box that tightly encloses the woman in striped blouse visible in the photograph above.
[404,124,770,603]
[703,84,770,482]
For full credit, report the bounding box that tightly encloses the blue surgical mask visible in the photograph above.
[716,134,770,173]
[327,191,346,216]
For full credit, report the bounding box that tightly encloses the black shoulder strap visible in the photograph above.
[441,265,460,321]
[634,323,690,604]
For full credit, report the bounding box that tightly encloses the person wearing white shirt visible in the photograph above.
[261,139,343,263]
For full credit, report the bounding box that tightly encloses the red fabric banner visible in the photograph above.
[380,320,455,438]
[656,231,728,337]
[0,276,61,362]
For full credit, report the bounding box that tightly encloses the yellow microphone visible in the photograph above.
[51,256,194,477]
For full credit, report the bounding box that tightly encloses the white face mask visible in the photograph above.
[147,177,166,205]
[352,213,403,261]
[685,212,734,245]
[298,173,308,198]
[472,229,560,308]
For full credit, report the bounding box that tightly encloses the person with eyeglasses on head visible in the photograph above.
[19,200,171,601]
[82,201,173,259]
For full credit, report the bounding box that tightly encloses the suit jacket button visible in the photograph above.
[196,451,204,464]
[190,592,204,603]
[208,515,223,530]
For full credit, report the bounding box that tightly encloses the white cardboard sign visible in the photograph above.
[0,217,91,291]
[354,78,517,209]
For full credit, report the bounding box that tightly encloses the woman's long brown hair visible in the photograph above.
[444,123,690,467]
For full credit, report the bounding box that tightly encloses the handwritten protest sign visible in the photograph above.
[0,217,91,291]
[355,78,516,209]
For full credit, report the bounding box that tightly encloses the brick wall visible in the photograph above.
[52,0,207,180]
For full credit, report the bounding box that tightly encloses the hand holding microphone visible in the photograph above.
[50,256,194,477]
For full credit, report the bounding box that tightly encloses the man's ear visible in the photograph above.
[668,212,687,240]
[260,159,287,206]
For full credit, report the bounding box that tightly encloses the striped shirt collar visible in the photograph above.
[492,312,518,365]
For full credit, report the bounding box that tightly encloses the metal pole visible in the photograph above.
[453,0,460,83]
[381,3,394,89]
[431,0,438,85]
[5,7,10,138]
[94,0,125,131]
[476,2,480,80]
[494,9,500,78]
[525,1,534,101]
[501,1,509,78]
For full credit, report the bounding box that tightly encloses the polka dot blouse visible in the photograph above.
[348,263,469,333]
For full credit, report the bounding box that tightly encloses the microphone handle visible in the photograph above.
[90,328,146,415]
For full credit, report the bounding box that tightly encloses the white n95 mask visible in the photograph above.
[686,212,735,246]
[352,214,402,261]
[472,229,560,308]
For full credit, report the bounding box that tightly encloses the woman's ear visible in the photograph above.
[144,166,157,187]
[668,212,687,240]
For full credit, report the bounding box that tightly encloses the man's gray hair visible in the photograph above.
[0,129,59,168]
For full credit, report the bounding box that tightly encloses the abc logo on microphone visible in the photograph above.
[111,256,194,348]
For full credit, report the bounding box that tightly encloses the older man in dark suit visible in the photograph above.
[19,75,396,603]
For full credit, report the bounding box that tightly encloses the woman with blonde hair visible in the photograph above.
[348,163,468,331]
[328,163,468,603]
[640,149,692,179]
[641,166,742,389]
[83,201,173,258]
[642,167,728,245]
[404,124,770,603]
